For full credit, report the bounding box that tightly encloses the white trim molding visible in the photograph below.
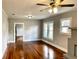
[2,45,7,58]
[23,39,41,42]
[7,41,15,43]
[14,23,24,42]
[42,39,68,53]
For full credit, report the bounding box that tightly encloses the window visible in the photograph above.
[43,22,48,38]
[43,22,53,40]
[60,18,71,34]
[48,22,53,39]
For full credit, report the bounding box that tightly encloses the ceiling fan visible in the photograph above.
[36,0,74,13]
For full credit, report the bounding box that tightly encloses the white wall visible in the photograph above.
[68,29,77,58]
[8,18,41,42]
[42,10,77,52]
[2,10,8,55]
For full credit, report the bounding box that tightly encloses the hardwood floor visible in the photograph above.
[3,41,65,59]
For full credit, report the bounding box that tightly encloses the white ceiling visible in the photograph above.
[2,0,77,19]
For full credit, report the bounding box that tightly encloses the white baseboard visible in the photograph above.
[7,39,41,43]
[7,41,15,43]
[42,39,67,53]
[2,46,7,58]
[7,39,67,52]
[23,39,41,42]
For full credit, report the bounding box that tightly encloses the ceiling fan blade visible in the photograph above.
[60,0,64,2]
[40,7,50,11]
[59,4,74,7]
[36,3,48,6]
[50,2,54,5]
[50,0,64,5]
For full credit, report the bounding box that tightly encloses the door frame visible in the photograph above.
[14,23,24,42]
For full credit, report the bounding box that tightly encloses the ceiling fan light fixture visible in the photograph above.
[55,0,61,6]
[53,7,58,13]
[48,9,53,13]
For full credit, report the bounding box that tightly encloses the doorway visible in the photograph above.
[14,23,24,43]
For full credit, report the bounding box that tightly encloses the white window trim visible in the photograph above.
[43,21,54,40]
[60,17,72,35]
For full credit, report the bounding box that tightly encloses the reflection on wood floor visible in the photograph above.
[3,40,65,59]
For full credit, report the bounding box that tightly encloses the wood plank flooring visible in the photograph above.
[3,41,65,59]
